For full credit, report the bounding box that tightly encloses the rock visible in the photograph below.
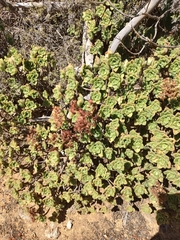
[45,222,60,239]
[67,219,73,230]
[18,209,32,222]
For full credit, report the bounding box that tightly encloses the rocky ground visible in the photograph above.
[2,178,179,240]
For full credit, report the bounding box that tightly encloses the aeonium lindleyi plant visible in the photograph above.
[0,41,180,220]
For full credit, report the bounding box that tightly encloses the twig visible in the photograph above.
[82,23,94,68]
[118,39,147,56]
[132,25,180,49]
[0,0,17,12]
[30,115,51,122]
[109,0,162,53]
[12,1,69,9]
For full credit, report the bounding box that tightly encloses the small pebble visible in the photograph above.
[45,226,60,239]
[67,219,73,229]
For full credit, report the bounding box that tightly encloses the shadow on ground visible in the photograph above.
[151,193,180,240]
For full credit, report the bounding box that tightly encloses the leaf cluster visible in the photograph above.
[0,39,180,220]
[1,1,180,220]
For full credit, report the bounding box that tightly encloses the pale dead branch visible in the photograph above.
[109,0,162,53]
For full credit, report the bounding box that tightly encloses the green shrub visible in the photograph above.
[0,40,180,220]
[1,1,180,221]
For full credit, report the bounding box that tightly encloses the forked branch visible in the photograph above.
[109,0,162,53]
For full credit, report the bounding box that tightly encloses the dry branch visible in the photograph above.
[12,1,70,9]
[109,0,162,53]
[0,0,16,12]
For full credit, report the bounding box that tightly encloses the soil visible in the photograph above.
[0,179,180,240]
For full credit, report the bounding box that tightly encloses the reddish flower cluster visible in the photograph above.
[26,126,37,146]
[26,126,42,151]
[48,133,59,145]
[160,78,180,100]
[69,100,97,134]
[26,101,97,150]
[60,129,76,147]
[51,106,65,129]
